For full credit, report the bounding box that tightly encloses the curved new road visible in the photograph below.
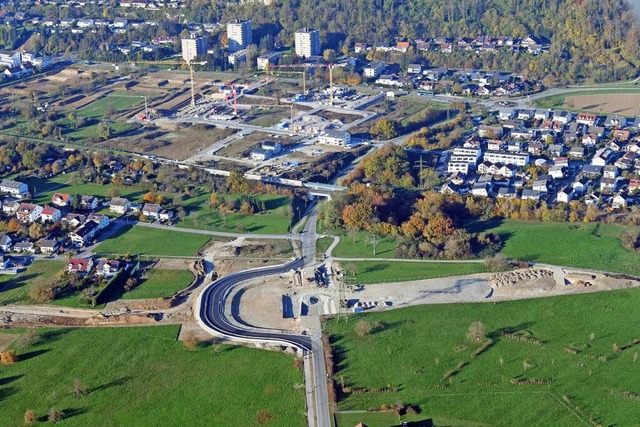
[197,204,331,427]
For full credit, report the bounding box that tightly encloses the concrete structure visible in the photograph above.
[318,130,351,146]
[257,51,281,70]
[181,35,207,63]
[363,61,386,78]
[483,151,530,167]
[227,19,252,53]
[294,28,320,58]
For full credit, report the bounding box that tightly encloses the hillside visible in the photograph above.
[222,0,640,84]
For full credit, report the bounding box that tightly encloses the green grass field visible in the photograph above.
[327,287,640,426]
[468,220,640,275]
[95,225,211,257]
[347,261,489,284]
[178,193,293,234]
[122,268,193,299]
[34,180,145,205]
[0,261,65,305]
[335,411,485,427]
[0,326,305,426]
[329,232,399,258]
[316,236,334,257]
[77,94,145,119]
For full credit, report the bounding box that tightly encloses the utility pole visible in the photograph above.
[413,155,429,188]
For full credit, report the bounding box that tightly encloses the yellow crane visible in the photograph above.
[127,59,207,107]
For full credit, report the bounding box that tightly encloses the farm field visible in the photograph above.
[0,261,65,305]
[95,225,212,257]
[178,193,293,234]
[122,268,193,300]
[327,287,640,426]
[534,88,640,112]
[468,220,640,275]
[346,261,489,284]
[0,326,305,426]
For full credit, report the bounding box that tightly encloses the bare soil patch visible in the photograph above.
[564,93,640,116]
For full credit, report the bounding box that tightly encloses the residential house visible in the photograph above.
[603,165,618,179]
[576,113,598,126]
[591,148,614,166]
[159,210,173,222]
[0,179,28,197]
[0,234,12,251]
[604,115,627,128]
[521,189,541,201]
[2,200,18,215]
[67,258,94,276]
[553,111,572,125]
[64,213,86,228]
[532,176,552,193]
[483,151,529,166]
[142,203,162,220]
[572,178,589,196]
[447,161,470,175]
[52,193,73,207]
[548,144,565,157]
[528,141,544,155]
[40,207,61,223]
[582,165,603,179]
[109,197,131,214]
[612,193,632,209]
[557,186,573,204]
[548,165,565,179]
[471,182,490,197]
[80,195,99,210]
[568,146,585,159]
[581,133,598,146]
[95,259,123,278]
[0,256,10,270]
[16,203,43,223]
[615,151,636,170]
[498,108,517,120]
[37,238,60,254]
[69,220,99,246]
[600,177,618,193]
[407,64,422,74]
[497,187,517,199]
[87,213,110,230]
[13,240,35,253]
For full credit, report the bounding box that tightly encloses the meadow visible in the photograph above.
[178,193,294,234]
[468,220,640,275]
[95,225,212,257]
[0,326,305,426]
[0,261,65,305]
[122,268,193,300]
[327,287,640,426]
[346,261,489,284]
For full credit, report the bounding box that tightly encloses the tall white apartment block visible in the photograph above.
[181,36,207,63]
[227,19,252,53]
[295,28,320,58]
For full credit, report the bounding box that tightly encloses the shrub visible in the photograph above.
[23,409,37,425]
[0,350,18,365]
[355,319,373,337]
[48,408,64,424]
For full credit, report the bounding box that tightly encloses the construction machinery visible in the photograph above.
[127,59,207,107]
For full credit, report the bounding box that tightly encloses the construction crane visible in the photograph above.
[266,63,346,104]
[127,59,207,107]
[105,94,150,120]
[263,65,308,94]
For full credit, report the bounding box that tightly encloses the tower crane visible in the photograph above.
[264,63,346,104]
[127,59,207,107]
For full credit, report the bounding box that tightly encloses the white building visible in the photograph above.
[363,61,386,78]
[0,50,21,68]
[0,179,28,197]
[483,151,530,167]
[319,130,351,146]
[227,19,252,53]
[181,35,207,63]
[295,28,320,58]
[20,51,52,69]
[257,51,281,70]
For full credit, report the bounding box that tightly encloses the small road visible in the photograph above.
[197,204,331,427]
[134,220,299,241]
